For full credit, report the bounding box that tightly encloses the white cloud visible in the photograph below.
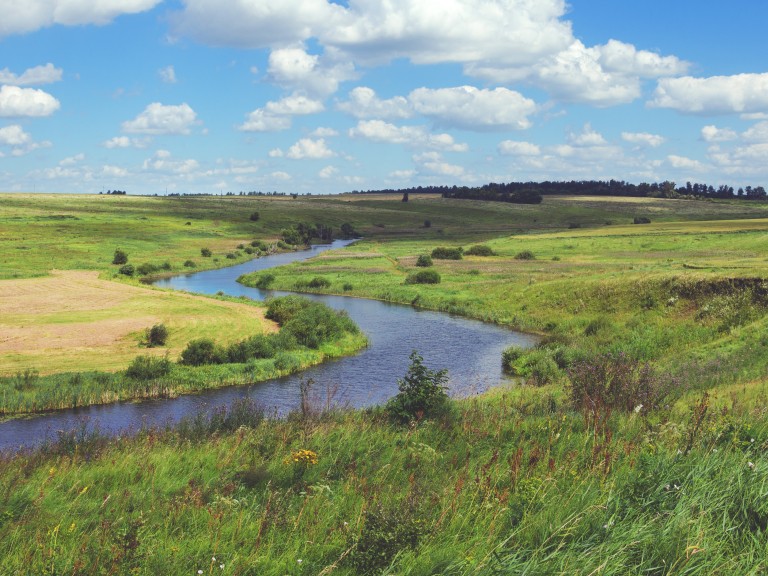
[498,140,541,156]
[59,153,85,166]
[701,125,737,142]
[0,0,162,37]
[413,152,465,177]
[310,127,339,137]
[102,135,150,148]
[742,122,768,143]
[597,40,688,78]
[668,154,707,171]
[0,63,62,86]
[349,119,468,151]
[621,132,665,148]
[122,103,198,135]
[159,65,177,84]
[0,85,60,117]
[239,94,324,132]
[0,124,51,156]
[650,73,768,115]
[142,150,199,174]
[102,164,129,178]
[271,171,292,181]
[319,165,338,178]
[568,124,606,146]
[286,138,335,159]
[337,86,412,119]
[268,148,284,158]
[267,46,355,98]
[0,125,32,146]
[409,86,536,131]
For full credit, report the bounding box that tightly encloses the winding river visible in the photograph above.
[0,240,536,451]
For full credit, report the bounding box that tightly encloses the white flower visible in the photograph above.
[748,461,755,469]
[198,571,203,575]
[220,565,225,570]
[297,559,303,564]
[634,404,643,414]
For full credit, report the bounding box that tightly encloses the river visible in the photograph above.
[0,240,536,451]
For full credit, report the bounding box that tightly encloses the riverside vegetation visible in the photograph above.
[2,192,768,573]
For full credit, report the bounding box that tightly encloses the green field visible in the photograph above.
[2,192,768,574]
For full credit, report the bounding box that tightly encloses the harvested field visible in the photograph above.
[0,271,275,375]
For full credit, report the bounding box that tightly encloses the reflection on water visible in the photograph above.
[0,240,535,451]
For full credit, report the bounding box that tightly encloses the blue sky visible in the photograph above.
[1,0,768,195]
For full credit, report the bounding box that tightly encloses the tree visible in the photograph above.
[112,249,128,265]
[386,351,449,423]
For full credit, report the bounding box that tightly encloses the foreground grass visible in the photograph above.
[2,378,768,575]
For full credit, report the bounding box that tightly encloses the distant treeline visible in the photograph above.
[347,180,768,203]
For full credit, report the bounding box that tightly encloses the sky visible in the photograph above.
[1,0,768,195]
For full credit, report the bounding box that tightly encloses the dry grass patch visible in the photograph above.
[0,271,275,375]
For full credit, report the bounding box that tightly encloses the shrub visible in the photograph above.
[183,260,196,268]
[348,506,424,575]
[179,338,226,366]
[254,273,275,289]
[567,352,676,418]
[343,282,354,291]
[464,244,495,256]
[633,216,652,224]
[514,250,535,260]
[251,240,269,251]
[126,355,171,379]
[386,350,449,423]
[146,323,168,347]
[118,264,135,276]
[405,270,441,284]
[431,246,463,260]
[265,295,312,325]
[200,247,212,257]
[307,276,331,289]
[226,334,277,363]
[226,252,237,259]
[112,249,128,265]
[244,246,255,255]
[416,254,433,267]
[249,211,260,221]
[282,303,358,349]
[423,219,431,228]
[502,345,526,373]
[136,262,160,276]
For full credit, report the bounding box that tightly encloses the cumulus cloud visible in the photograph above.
[0,85,60,117]
[319,165,338,178]
[741,121,768,143]
[668,154,707,171]
[142,149,200,174]
[286,138,335,159]
[413,151,465,177]
[59,153,85,166]
[337,87,412,119]
[498,140,541,156]
[409,86,536,131]
[267,46,355,98]
[568,123,607,146]
[0,0,162,37]
[102,164,129,178]
[271,171,292,181]
[310,127,339,137]
[0,63,62,86]
[0,124,51,156]
[239,94,324,132]
[102,135,151,148]
[650,73,768,115]
[159,65,177,84]
[621,132,666,148]
[349,119,468,151]
[122,103,198,135]
[701,125,738,142]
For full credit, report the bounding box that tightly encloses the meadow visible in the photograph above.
[2,192,768,574]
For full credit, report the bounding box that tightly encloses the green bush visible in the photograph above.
[136,263,160,276]
[502,345,526,373]
[514,250,535,260]
[633,216,652,224]
[225,334,277,363]
[431,246,463,260]
[307,276,331,289]
[265,296,312,325]
[254,273,275,289]
[183,260,196,268]
[343,282,354,291]
[385,350,449,423]
[249,211,260,221]
[405,270,441,284]
[348,506,425,574]
[125,355,171,379]
[118,264,135,276]
[179,338,226,366]
[282,303,358,349]
[112,249,128,265]
[416,254,433,267]
[464,244,495,256]
[146,323,168,347]
[200,247,212,257]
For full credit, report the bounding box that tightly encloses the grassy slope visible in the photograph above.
[3,193,768,573]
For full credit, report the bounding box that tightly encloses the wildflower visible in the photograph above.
[634,404,643,414]
[297,559,303,564]
[220,565,225,570]
[198,571,203,575]
[748,461,755,469]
